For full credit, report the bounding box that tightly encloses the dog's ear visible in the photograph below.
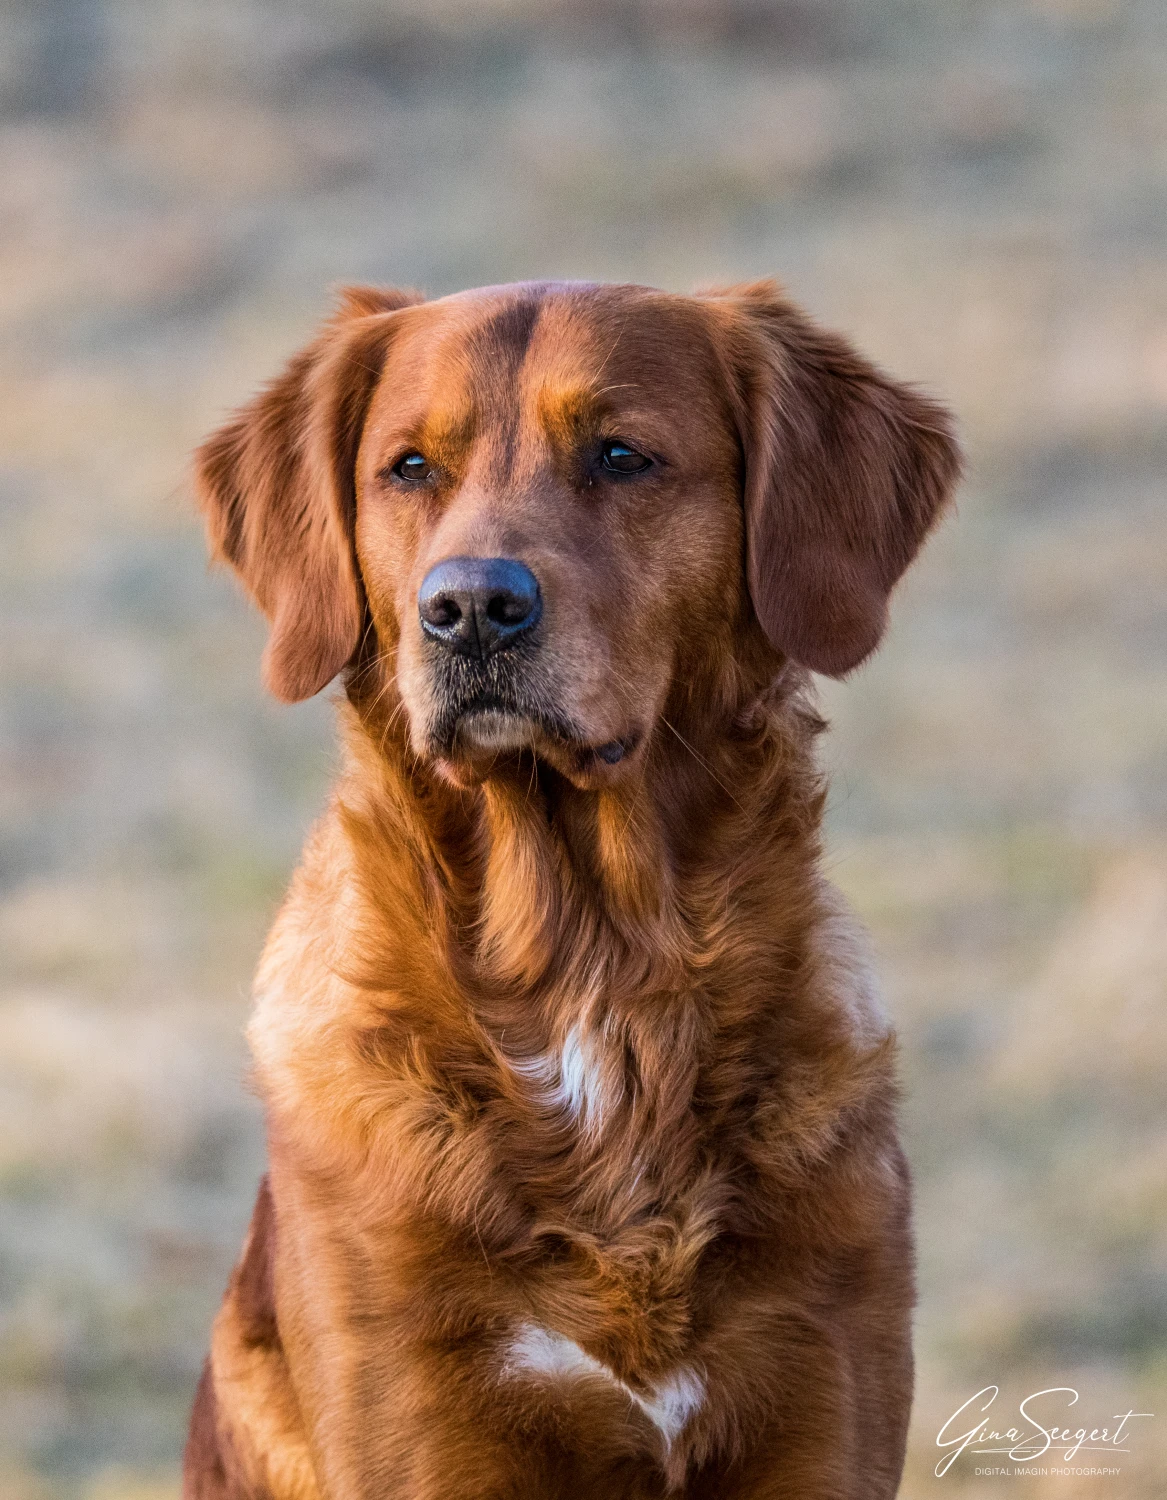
[704,280,961,677]
[194,285,423,702]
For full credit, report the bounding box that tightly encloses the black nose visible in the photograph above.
[417,556,543,659]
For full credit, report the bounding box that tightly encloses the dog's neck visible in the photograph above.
[253,666,883,1227]
[335,664,827,1017]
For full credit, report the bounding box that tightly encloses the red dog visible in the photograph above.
[184,279,959,1498]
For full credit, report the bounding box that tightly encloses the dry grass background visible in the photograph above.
[1,1,1165,1496]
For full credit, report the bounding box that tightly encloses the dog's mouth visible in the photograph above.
[422,649,637,780]
[439,698,581,755]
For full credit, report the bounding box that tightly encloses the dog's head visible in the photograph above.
[196,280,958,787]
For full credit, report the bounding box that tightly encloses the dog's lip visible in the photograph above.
[592,730,640,765]
[438,705,641,776]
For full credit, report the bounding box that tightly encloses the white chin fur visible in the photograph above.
[457,710,538,752]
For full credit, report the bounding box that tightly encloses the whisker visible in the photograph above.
[659,716,746,813]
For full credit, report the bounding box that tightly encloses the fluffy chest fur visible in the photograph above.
[248,701,898,1462]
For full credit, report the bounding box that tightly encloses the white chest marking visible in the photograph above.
[502,1323,705,1448]
[509,1021,617,1133]
[633,1365,707,1445]
[504,1323,609,1382]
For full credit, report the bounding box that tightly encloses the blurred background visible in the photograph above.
[1,1,1165,1496]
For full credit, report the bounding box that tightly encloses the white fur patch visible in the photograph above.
[557,1023,598,1119]
[508,1021,617,1132]
[503,1324,610,1383]
[634,1366,707,1445]
[502,1323,705,1449]
[459,710,538,752]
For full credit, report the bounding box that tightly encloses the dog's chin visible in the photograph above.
[457,709,541,754]
[425,707,641,791]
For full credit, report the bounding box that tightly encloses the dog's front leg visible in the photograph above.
[184,1176,320,1500]
[688,1314,908,1500]
[265,1161,584,1500]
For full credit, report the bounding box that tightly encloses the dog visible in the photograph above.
[183,278,959,1499]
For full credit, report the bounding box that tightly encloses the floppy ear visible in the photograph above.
[194,284,423,702]
[705,280,961,677]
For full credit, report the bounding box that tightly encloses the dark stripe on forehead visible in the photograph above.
[472,296,543,370]
[468,296,544,476]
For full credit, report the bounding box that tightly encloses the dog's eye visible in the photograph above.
[393,452,433,483]
[600,440,652,475]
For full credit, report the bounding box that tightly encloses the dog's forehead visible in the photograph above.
[377,282,724,420]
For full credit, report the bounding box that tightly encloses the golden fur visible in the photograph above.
[183,279,959,1498]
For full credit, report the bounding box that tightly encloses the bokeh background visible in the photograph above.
[2,1,1165,1496]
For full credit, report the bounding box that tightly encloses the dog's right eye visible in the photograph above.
[392,452,433,483]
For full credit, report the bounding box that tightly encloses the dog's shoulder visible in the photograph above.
[806,877,892,1049]
[246,809,374,1143]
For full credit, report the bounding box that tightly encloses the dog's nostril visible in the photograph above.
[487,591,528,626]
[429,596,461,628]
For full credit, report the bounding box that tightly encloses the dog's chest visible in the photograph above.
[486,1011,726,1381]
[504,1017,627,1140]
[496,1008,710,1227]
[484,1019,717,1462]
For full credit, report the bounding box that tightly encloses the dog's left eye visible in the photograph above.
[393,452,433,483]
[600,440,652,474]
